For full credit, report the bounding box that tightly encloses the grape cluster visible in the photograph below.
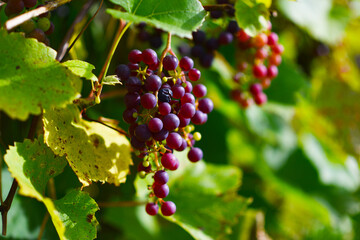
[4,0,54,45]
[178,20,239,68]
[230,24,284,108]
[135,23,163,49]
[116,49,213,216]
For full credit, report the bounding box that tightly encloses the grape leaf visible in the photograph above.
[235,0,270,36]
[277,0,350,44]
[62,60,98,82]
[4,135,67,201]
[43,104,132,186]
[0,30,82,121]
[107,0,206,38]
[135,152,250,240]
[3,136,99,240]
[43,190,99,240]
[103,75,121,85]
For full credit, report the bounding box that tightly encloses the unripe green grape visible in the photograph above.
[139,171,146,178]
[193,132,201,141]
[37,17,50,32]
[21,19,36,33]
[143,161,150,168]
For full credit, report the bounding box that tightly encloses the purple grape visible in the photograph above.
[176,138,188,151]
[200,53,214,68]
[162,114,180,131]
[146,203,159,216]
[149,35,163,49]
[184,81,193,93]
[152,128,169,141]
[191,110,207,125]
[125,76,142,92]
[142,49,158,66]
[178,44,191,56]
[123,108,137,124]
[141,93,157,109]
[179,116,190,128]
[131,137,145,149]
[23,0,37,8]
[135,124,152,141]
[218,32,233,45]
[161,201,176,216]
[124,92,140,108]
[161,153,179,170]
[188,147,203,162]
[179,57,193,72]
[188,68,201,81]
[138,30,150,41]
[128,49,142,63]
[148,58,160,70]
[193,84,207,98]
[249,83,262,96]
[148,117,163,133]
[145,75,162,92]
[171,85,185,99]
[158,88,173,103]
[227,20,240,34]
[154,170,169,185]
[166,132,182,149]
[153,184,169,198]
[254,92,267,105]
[181,93,195,105]
[210,10,223,19]
[191,45,205,58]
[158,102,172,116]
[5,0,25,16]
[179,103,196,118]
[163,55,179,70]
[206,38,219,50]
[115,64,131,81]
[198,98,214,114]
[192,31,206,44]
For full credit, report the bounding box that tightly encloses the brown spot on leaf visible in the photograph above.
[16,65,20,70]
[86,214,93,222]
[95,165,98,169]
[93,138,99,148]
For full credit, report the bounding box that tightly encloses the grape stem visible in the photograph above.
[93,20,132,102]
[158,32,175,76]
[5,0,72,31]
[97,200,147,208]
[82,113,129,137]
[203,4,234,11]
[57,0,98,61]
[37,213,50,240]
[0,115,40,236]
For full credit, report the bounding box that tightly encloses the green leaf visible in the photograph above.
[62,60,98,82]
[43,104,133,186]
[0,30,82,121]
[3,136,99,240]
[107,0,206,38]
[235,0,270,36]
[102,75,121,85]
[277,0,350,44]
[135,152,250,240]
[4,135,67,201]
[43,190,99,240]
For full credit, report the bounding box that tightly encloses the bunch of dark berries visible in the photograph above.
[4,0,54,45]
[115,49,213,216]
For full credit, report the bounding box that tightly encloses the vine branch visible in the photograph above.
[0,115,40,236]
[5,0,72,31]
[203,4,234,11]
[56,0,97,61]
[92,20,132,102]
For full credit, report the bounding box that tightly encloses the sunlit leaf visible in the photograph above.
[62,60,98,82]
[0,30,82,120]
[107,0,206,38]
[43,104,132,186]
